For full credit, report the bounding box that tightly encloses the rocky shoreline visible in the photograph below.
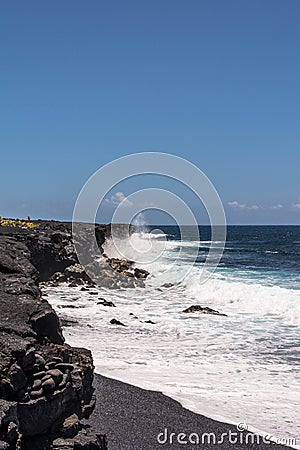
[0,220,148,449]
[2,219,291,450]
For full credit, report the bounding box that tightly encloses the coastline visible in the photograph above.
[0,219,297,449]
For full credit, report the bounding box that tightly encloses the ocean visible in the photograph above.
[46,225,300,446]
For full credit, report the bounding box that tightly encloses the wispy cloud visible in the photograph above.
[270,204,283,210]
[228,201,245,209]
[291,197,300,209]
[227,201,261,210]
[228,201,285,211]
[104,191,133,208]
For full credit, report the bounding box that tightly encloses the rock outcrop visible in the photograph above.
[32,222,150,290]
[0,221,109,449]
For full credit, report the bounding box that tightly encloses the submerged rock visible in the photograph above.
[60,318,79,327]
[182,305,227,316]
[97,299,116,307]
[129,313,138,319]
[110,318,126,327]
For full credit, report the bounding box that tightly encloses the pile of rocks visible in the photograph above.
[50,264,94,288]
[104,257,149,281]
[26,356,76,401]
[49,258,149,290]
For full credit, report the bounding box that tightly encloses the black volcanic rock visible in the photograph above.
[29,305,64,344]
[52,428,107,450]
[64,264,91,282]
[0,220,148,448]
[133,268,149,279]
[97,299,116,307]
[26,231,76,282]
[182,305,227,316]
[110,319,126,327]
[0,222,105,449]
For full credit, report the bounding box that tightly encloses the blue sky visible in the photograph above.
[1,0,300,224]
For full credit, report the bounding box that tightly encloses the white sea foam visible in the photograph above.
[45,231,300,447]
[140,231,167,239]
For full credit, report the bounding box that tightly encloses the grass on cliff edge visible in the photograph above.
[0,217,39,229]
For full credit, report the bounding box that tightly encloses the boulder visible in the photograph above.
[61,413,79,438]
[110,319,126,327]
[46,369,63,386]
[32,380,42,391]
[53,428,107,449]
[21,348,36,372]
[134,268,149,279]
[34,353,46,368]
[8,363,27,393]
[55,363,75,372]
[29,306,64,344]
[64,264,90,282]
[97,299,116,307]
[182,305,227,316]
[41,377,56,393]
[30,389,43,400]
[5,421,18,445]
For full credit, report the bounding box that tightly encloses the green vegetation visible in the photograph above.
[0,217,39,229]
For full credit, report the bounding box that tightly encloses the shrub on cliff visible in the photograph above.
[0,217,39,229]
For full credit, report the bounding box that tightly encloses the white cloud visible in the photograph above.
[290,197,300,209]
[228,201,286,211]
[104,191,133,208]
[270,204,283,210]
[228,201,245,209]
[227,201,261,210]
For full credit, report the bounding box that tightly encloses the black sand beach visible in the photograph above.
[87,374,294,450]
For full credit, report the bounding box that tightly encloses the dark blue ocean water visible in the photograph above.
[148,225,300,289]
